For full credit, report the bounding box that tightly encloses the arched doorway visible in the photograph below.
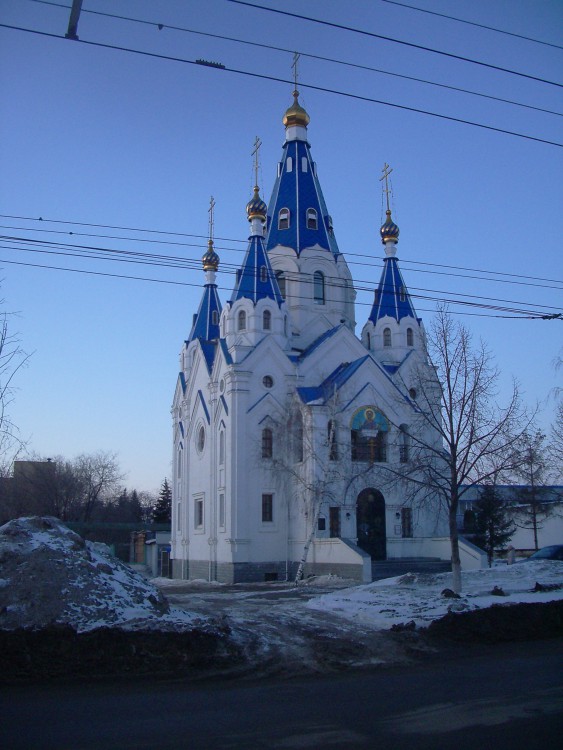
[356,488,386,560]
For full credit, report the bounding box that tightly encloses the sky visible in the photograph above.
[0,0,562,493]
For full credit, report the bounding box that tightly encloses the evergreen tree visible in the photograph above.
[473,485,515,567]
[152,478,172,524]
[513,429,555,550]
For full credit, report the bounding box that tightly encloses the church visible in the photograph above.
[170,89,453,583]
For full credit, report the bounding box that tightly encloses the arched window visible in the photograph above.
[219,430,225,465]
[399,425,410,463]
[306,208,318,230]
[302,156,308,172]
[286,156,293,172]
[263,309,271,330]
[409,387,417,400]
[400,286,406,302]
[328,420,338,461]
[276,270,286,298]
[212,310,219,326]
[327,215,334,236]
[284,315,288,335]
[383,327,392,347]
[260,266,268,283]
[237,310,246,331]
[262,428,273,458]
[197,425,205,453]
[278,208,290,230]
[313,271,325,304]
[366,332,371,349]
[407,327,414,346]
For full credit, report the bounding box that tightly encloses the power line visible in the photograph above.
[1,236,559,319]
[2,23,561,148]
[225,0,563,88]
[2,216,561,290]
[379,0,563,50]
[1,254,557,320]
[24,0,563,117]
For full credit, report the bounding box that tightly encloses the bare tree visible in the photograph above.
[550,401,563,477]
[0,310,30,475]
[74,451,124,521]
[394,307,531,592]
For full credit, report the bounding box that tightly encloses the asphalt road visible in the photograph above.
[2,638,562,749]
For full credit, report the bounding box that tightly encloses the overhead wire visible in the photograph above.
[225,0,563,88]
[22,0,563,118]
[379,0,563,50]
[1,23,561,148]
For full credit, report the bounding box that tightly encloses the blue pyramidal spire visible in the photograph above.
[231,186,284,306]
[266,90,340,257]
[188,198,222,342]
[369,256,417,323]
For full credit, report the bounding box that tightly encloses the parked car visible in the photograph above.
[526,545,563,561]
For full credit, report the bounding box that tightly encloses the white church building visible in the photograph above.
[171,91,458,583]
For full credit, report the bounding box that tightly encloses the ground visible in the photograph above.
[1,517,562,681]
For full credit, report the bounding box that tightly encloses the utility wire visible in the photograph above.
[379,0,563,51]
[1,23,561,148]
[2,216,561,290]
[23,0,563,117]
[0,254,556,320]
[225,0,563,88]
[1,236,560,317]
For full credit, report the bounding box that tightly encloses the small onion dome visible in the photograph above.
[246,185,267,221]
[202,239,220,271]
[282,90,310,128]
[380,209,400,244]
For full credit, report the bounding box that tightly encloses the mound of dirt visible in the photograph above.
[0,516,173,631]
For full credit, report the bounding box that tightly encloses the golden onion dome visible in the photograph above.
[202,239,220,271]
[380,209,400,244]
[282,90,310,128]
[246,185,267,221]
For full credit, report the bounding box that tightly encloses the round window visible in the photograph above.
[197,425,205,453]
[263,375,274,388]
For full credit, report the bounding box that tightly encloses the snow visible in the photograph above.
[0,516,205,632]
[306,562,563,629]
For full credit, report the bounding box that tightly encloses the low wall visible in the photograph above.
[387,536,486,570]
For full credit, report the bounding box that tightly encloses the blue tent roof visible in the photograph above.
[369,256,418,323]
[266,139,340,257]
[231,234,284,306]
[188,283,222,342]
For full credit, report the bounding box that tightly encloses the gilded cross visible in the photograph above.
[251,136,262,188]
[208,195,215,242]
[292,52,300,90]
[379,163,393,212]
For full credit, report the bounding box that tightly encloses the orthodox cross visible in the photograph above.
[208,195,215,243]
[292,52,300,91]
[251,136,262,188]
[379,162,393,212]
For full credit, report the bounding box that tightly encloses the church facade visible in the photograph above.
[170,92,449,583]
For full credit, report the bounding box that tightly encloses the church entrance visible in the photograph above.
[356,489,386,560]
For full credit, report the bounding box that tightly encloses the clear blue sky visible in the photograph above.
[1,0,562,492]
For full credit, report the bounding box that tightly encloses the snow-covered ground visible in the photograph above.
[305,563,563,629]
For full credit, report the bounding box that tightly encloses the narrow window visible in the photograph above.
[212,310,219,326]
[263,309,271,330]
[197,426,205,453]
[276,270,286,299]
[400,286,406,302]
[219,430,225,465]
[262,493,273,523]
[278,208,290,230]
[177,449,182,477]
[237,309,246,331]
[409,387,417,400]
[318,516,326,531]
[286,156,293,172]
[306,208,318,230]
[407,327,414,346]
[329,507,341,538]
[260,266,268,283]
[195,499,204,529]
[284,315,288,335]
[366,332,371,349]
[401,507,413,538]
[400,425,409,463]
[302,156,308,172]
[373,289,379,304]
[383,327,392,347]
[313,271,325,304]
[176,502,181,531]
[294,412,304,463]
[328,420,338,461]
[327,215,333,236]
[262,428,273,459]
[219,493,225,529]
